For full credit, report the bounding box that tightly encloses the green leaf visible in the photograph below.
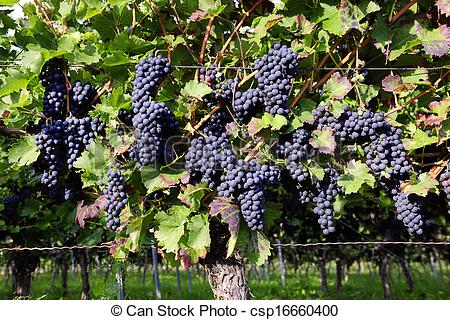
[8,135,39,166]
[187,215,210,252]
[74,140,111,186]
[141,168,188,193]
[0,0,19,6]
[319,3,346,36]
[248,117,267,136]
[308,162,325,181]
[322,72,352,100]
[59,2,73,18]
[261,113,287,130]
[102,50,131,66]
[0,70,30,97]
[310,128,336,154]
[402,173,439,197]
[338,160,375,194]
[402,129,438,152]
[155,205,191,253]
[178,184,208,211]
[254,231,271,266]
[358,83,379,104]
[181,80,213,100]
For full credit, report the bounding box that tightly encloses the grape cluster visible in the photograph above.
[185,130,237,188]
[64,172,83,201]
[202,79,236,134]
[254,43,298,116]
[103,170,128,231]
[131,101,178,168]
[364,127,412,178]
[63,116,96,169]
[232,88,264,123]
[218,160,266,230]
[35,120,65,194]
[312,167,341,234]
[313,105,387,142]
[392,190,423,235]
[132,53,171,110]
[278,128,315,205]
[40,60,67,119]
[199,64,222,83]
[70,81,97,116]
[439,171,450,214]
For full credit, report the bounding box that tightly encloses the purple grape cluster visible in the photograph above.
[40,58,67,119]
[439,171,450,214]
[63,116,96,169]
[35,120,65,195]
[131,101,178,168]
[232,88,264,123]
[70,81,97,116]
[254,43,298,116]
[185,130,237,188]
[132,53,171,110]
[103,170,128,231]
[312,167,341,234]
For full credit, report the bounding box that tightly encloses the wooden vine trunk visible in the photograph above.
[11,252,39,298]
[76,249,91,300]
[203,220,250,300]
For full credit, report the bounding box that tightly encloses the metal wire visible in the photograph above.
[0,241,448,252]
[0,61,447,71]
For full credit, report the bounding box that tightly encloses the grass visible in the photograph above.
[0,262,449,300]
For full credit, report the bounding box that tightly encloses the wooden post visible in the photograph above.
[277,239,286,287]
[152,245,161,299]
[264,262,270,282]
[117,263,125,300]
[176,267,182,299]
[187,268,192,294]
[429,251,437,279]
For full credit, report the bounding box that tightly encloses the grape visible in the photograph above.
[202,79,236,134]
[103,170,128,231]
[1,195,20,215]
[131,101,178,168]
[40,58,68,119]
[439,171,450,214]
[132,53,171,111]
[364,127,412,178]
[63,116,96,169]
[35,120,65,197]
[199,64,222,84]
[393,192,423,235]
[232,88,264,123]
[70,81,97,117]
[254,43,298,116]
[278,128,315,205]
[313,105,387,142]
[217,160,280,230]
[185,130,237,188]
[311,166,341,235]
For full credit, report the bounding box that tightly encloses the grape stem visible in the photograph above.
[34,0,59,37]
[244,140,264,162]
[200,17,215,65]
[214,0,265,64]
[386,69,450,116]
[148,0,172,61]
[90,80,112,105]
[390,0,417,24]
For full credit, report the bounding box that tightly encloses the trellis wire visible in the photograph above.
[0,241,448,252]
[0,60,447,71]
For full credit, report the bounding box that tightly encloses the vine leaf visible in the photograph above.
[322,72,352,100]
[381,75,403,92]
[209,197,240,257]
[141,167,188,194]
[155,205,191,254]
[187,215,211,255]
[414,22,450,57]
[8,135,40,166]
[402,129,438,152]
[178,184,208,211]
[248,117,266,136]
[181,80,213,100]
[262,113,288,130]
[75,195,108,229]
[319,3,346,36]
[402,173,439,197]
[338,160,375,194]
[310,128,336,154]
[425,98,450,126]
